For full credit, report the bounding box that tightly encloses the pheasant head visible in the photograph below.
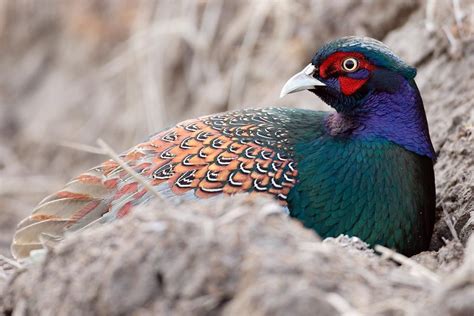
[281,36,435,159]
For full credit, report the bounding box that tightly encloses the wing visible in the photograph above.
[12,108,300,258]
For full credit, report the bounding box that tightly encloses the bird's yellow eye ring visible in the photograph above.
[342,58,359,72]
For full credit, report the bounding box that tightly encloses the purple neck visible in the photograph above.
[326,80,436,159]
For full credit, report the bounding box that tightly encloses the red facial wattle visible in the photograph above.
[338,76,368,96]
[319,52,375,96]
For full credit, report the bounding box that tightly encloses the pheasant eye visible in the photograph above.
[342,58,358,72]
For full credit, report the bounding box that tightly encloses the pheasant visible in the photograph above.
[12,36,436,259]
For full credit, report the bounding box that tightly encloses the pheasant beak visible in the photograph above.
[280,63,325,98]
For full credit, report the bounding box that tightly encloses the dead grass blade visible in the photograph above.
[375,245,441,284]
[96,138,170,207]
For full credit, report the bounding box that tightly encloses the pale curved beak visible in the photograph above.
[280,63,325,98]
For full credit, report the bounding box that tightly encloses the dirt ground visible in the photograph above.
[0,1,473,315]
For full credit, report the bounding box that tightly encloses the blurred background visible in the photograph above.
[0,0,471,255]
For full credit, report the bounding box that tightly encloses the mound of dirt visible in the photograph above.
[1,196,472,316]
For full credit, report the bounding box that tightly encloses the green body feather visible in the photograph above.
[278,109,435,256]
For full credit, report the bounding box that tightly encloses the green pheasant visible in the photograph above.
[12,36,435,258]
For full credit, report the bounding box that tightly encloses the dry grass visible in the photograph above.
[425,0,474,57]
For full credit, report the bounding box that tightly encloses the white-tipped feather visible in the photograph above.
[13,219,73,244]
[62,179,112,197]
[11,242,45,260]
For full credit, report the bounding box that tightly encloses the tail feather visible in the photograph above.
[37,171,111,206]
[10,157,144,259]
[31,198,95,218]
[66,199,111,230]
[11,242,44,260]
[13,219,73,244]
[11,166,117,259]
[11,199,112,259]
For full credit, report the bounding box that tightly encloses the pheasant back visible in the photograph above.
[12,108,302,258]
